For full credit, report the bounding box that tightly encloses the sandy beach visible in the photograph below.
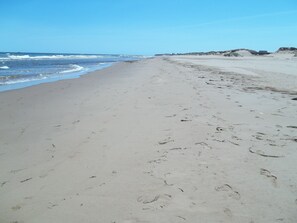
[0,55,297,222]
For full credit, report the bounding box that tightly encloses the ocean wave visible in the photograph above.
[0,76,47,85]
[0,66,9,69]
[0,54,104,61]
[59,64,84,74]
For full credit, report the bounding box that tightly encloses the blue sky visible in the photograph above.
[0,0,297,55]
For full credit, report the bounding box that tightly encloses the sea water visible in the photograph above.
[0,52,143,92]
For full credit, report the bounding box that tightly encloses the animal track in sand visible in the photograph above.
[215,184,241,200]
[260,169,278,187]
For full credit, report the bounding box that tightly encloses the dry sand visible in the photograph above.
[0,55,297,222]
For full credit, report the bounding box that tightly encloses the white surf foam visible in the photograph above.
[1,76,47,85]
[0,54,104,61]
[0,66,9,69]
[59,64,84,74]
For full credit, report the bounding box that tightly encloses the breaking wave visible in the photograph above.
[59,64,84,74]
[0,54,104,61]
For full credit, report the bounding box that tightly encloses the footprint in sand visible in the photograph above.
[137,194,172,209]
[72,120,80,124]
[163,179,174,186]
[260,168,278,187]
[10,168,25,174]
[181,118,192,122]
[158,137,174,145]
[287,126,297,129]
[1,181,8,187]
[148,158,165,164]
[248,147,283,158]
[215,184,241,200]
[20,178,32,183]
[122,217,149,223]
[195,142,212,149]
[47,202,58,209]
[165,114,177,118]
[216,127,224,132]
[137,195,160,204]
[11,205,22,211]
[224,208,233,217]
[177,216,186,221]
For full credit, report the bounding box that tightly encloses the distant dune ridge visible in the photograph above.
[277,47,297,52]
[155,47,297,57]
[276,47,297,56]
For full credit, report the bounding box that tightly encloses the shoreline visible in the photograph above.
[0,56,296,223]
[0,61,116,93]
[0,51,147,93]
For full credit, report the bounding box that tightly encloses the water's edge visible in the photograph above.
[0,62,115,92]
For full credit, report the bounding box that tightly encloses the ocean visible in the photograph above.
[0,52,143,92]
